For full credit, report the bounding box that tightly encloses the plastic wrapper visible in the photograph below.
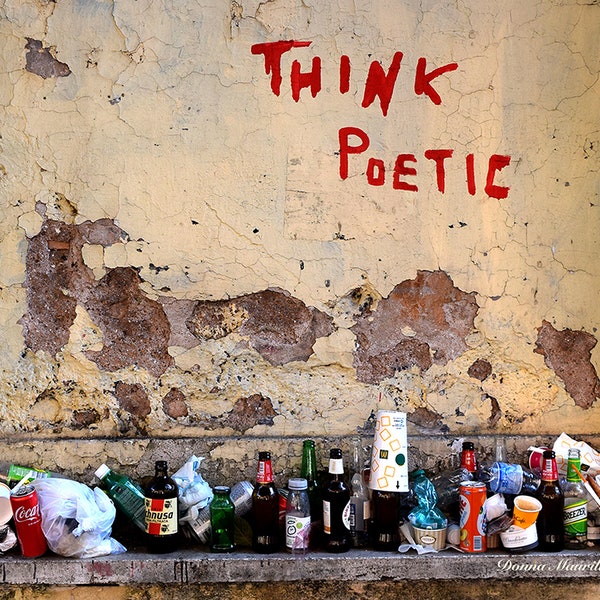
[553,432,600,477]
[407,471,448,530]
[32,478,126,558]
[171,455,213,515]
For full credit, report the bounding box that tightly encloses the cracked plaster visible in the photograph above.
[0,1,599,459]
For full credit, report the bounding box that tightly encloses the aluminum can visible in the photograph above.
[459,481,487,553]
[10,485,47,557]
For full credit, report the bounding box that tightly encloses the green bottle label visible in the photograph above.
[7,465,49,485]
[564,499,587,536]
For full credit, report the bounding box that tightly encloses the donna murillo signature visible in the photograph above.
[497,558,600,572]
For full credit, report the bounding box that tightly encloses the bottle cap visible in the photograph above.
[288,477,308,490]
[94,464,110,480]
[462,442,475,450]
[258,451,271,460]
[214,485,231,494]
[330,448,342,459]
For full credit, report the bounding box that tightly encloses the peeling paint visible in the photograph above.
[352,271,479,383]
[25,38,71,79]
[534,320,600,409]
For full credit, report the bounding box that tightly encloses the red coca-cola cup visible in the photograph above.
[10,485,47,558]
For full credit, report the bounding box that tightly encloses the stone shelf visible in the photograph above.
[1,548,599,585]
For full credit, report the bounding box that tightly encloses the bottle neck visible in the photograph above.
[566,458,582,482]
[461,450,477,473]
[541,457,559,482]
[301,443,317,479]
[329,458,344,475]
[257,459,274,484]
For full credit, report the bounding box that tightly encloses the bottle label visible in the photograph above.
[7,465,49,485]
[491,462,523,495]
[256,460,273,484]
[329,458,344,475]
[285,514,311,549]
[564,500,587,534]
[342,500,351,530]
[144,497,178,536]
[323,500,331,533]
[541,458,558,482]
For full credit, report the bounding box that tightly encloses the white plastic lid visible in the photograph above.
[94,464,110,479]
[288,477,308,490]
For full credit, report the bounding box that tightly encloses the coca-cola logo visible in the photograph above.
[14,504,40,523]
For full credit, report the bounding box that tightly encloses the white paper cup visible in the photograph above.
[0,483,13,526]
[368,410,409,492]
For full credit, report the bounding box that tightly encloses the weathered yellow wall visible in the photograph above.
[0,0,599,463]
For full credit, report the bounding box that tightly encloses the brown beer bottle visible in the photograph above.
[535,450,564,552]
[252,451,280,553]
[322,448,351,553]
[144,460,179,553]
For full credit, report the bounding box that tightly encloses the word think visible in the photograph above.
[251,41,458,114]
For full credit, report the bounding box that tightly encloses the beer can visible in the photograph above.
[459,481,487,553]
[10,485,47,558]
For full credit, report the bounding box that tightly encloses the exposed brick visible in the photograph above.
[224,394,278,433]
[534,320,600,409]
[352,270,479,383]
[188,288,334,365]
[114,382,151,419]
[85,267,173,377]
[468,359,492,381]
[162,388,189,419]
[25,38,71,79]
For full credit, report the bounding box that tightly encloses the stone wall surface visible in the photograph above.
[0,0,598,464]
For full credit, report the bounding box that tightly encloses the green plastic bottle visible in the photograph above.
[95,464,147,532]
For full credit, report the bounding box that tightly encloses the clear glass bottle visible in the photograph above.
[563,448,587,549]
[322,448,351,553]
[252,451,280,553]
[210,486,235,552]
[144,460,179,553]
[349,437,369,548]
[536,450,564,552]
[95,463,147,532]
[285,478,311,554]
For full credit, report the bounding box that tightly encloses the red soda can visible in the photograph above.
[10,485,47,557]
[459,481,487,553]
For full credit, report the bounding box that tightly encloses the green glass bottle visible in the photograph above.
[210,486,235,552]
[563,448,587,549]
[301,439,322,546]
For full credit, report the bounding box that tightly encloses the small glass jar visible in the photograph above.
[210,486,234,552]
[285,477,311,554]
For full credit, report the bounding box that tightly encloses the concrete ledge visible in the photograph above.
[1,548,599,585]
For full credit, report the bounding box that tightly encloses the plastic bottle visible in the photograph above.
[252,451,280,553]
[94,463,146,532]
[285,478,311,554]
[536,450,564,552]
[210,486,235,552]
[144,460,180,553]
[478,462,541,496]
[349,438,369,548]
[322,448,351,553]
[1,463,63,487]
[563,448,587,549]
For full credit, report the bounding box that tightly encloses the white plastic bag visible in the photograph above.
[32,478,126,558]
[171,455,213,515]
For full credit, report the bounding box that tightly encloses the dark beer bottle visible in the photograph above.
[144,460,179,553]
[252,451,280,553]
[535,449,564,552]
[371,489,400,550]
[322,448,351,553]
